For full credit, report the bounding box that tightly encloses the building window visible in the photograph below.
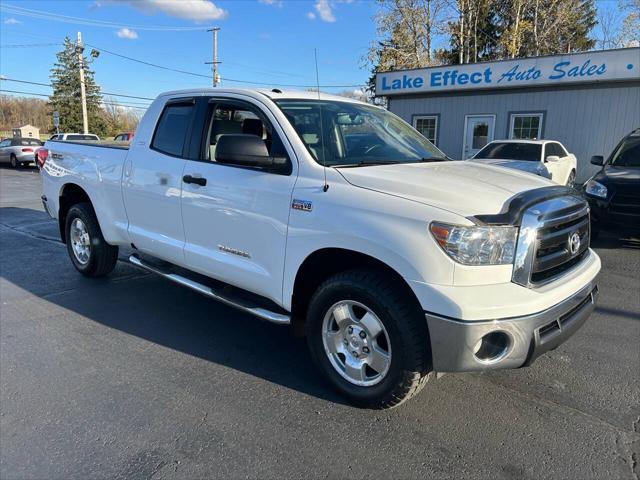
[510,113,543,140]
[413,115,438,145]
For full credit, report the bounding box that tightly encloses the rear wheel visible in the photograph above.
[306,269,432,409]
[65,202,119,277]
[10,154,18,168]
[566,170,576,187]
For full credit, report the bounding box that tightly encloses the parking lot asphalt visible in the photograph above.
[0,166,638,480]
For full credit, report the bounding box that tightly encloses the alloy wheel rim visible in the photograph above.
[321,300,392,387]
[70,218,91,265]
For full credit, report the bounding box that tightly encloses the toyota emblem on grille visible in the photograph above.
[568,232,581,255]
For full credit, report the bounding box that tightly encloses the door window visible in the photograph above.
[203,101,288,166]
[510,113,543,139]
[472,123,489,149]
[151,101,195,157]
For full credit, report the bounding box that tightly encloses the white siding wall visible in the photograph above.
[389,82,640,182]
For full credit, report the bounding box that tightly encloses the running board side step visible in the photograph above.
[129,255,291,325]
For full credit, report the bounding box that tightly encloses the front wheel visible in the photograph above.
[566,170,576,187]
[65,202,119,277]
[306,269,432,409]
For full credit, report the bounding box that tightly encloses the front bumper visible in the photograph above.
[426,279,598,372]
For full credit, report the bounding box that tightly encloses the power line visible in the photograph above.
[86,42,364,88]
[2,26,365,89]
[0,89,148,110]
[0,4,211,31]
[0,77,154,102]
[0,43,61,48]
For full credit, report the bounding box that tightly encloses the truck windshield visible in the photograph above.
[275,99,446,166]
[474,142,541,161]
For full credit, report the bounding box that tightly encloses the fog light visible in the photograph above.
[474,331,511,363]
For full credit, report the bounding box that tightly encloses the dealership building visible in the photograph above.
[376,47,640,182]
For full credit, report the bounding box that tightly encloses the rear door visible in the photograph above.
[179,95,297,304]
[122,97,196,265]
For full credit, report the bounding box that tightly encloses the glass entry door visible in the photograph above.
[463,115,495,159]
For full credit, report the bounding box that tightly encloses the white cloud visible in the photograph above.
[116,27,138,39]
[114,0,227,21]
[314,0,335,22]
[3,17,22,25]
[258,0,283,6]
[306,11,316,20]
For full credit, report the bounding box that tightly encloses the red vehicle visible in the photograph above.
[114,132,134,142]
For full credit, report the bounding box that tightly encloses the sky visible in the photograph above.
[0,0,626,112]
[0,0,380,110]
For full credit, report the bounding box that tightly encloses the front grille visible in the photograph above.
[512,195,591,288]
[531,208,590,283]
[610,192,640,216]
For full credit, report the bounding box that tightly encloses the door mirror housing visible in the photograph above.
[215,134,289,173]
[545,155,560,163]
[590,155,604,166]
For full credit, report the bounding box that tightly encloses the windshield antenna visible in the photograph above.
[314,48,329,192]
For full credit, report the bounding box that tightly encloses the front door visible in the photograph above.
[180,96,297,305]
[463,115,495,159]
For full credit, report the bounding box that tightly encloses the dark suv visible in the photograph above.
[584,129,640,237]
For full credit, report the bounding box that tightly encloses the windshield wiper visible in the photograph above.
[336,160,401,168]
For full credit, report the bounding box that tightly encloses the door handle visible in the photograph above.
[183,174,207,186]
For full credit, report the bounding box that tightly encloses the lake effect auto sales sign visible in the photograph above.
[375,48,639,96]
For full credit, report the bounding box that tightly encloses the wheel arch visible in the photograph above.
[58,183,93,243]
[290,247,424,329]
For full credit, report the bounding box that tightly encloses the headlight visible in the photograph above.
[584,179,607,199]
[430,222,518,265]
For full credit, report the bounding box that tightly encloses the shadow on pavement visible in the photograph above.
[1,206,347,406]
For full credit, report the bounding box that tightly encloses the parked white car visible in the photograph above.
[38,89,599,408]
[49,133,100,142]
[471,140,577,186]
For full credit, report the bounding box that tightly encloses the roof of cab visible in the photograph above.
[155,87,367,105]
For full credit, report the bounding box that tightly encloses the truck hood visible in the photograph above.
[470,158,551,178]
[337,161,553,217]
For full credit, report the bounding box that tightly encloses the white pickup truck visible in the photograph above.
[39,89,600,408]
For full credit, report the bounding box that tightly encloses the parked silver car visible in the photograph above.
[0,137,44,168]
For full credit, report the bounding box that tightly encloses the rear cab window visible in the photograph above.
[151,99,196,157]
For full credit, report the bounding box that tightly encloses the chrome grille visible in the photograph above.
[513,195,590,288]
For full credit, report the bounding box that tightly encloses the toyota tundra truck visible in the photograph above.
[38,89,600,408]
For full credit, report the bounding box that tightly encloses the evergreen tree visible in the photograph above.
[48,37,106,135]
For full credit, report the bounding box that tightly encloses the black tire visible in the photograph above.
[566,170,576,188]
[306,269,432,409]
[65,202,119,277]
[10,154,18,168]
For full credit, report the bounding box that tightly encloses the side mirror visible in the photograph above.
[545,155,560,163]
[215,134,289,173]
[590,155,604,166]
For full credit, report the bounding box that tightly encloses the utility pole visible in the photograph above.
[205,27,221,87]
[77,31,89,134]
